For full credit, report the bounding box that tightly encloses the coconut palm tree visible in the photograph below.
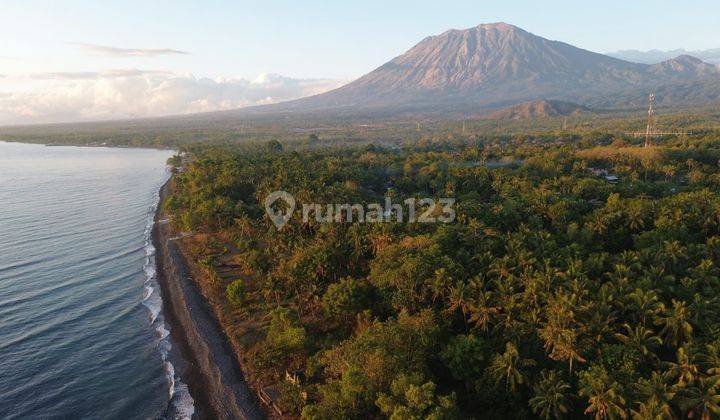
[678,376,720,420]
[626,289,661,326]
[467,277,499,335]
[445,280,471,329]
[529,370,571,419]
[656,299,693,347]
[631,372,675,419]
[488,342,536,393]
[614,323,662,362]
[630,399,673,420]
[578,366,627,420]
[698,342,720,378]
[665,345,699,388]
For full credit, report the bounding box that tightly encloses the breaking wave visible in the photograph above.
[141,195,195,419]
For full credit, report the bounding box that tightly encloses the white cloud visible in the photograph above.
[69,43,189,57]
[0,71,349,124]
[3,69,173,81]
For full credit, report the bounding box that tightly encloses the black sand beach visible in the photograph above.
[153,180,263,420]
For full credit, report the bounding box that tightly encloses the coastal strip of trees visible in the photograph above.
[166,132,720,419]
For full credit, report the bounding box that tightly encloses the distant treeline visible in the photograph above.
[1,105,719,149]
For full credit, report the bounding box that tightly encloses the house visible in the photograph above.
[589,167,609,177]
[285,369,305,386]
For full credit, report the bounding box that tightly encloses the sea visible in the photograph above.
[0,141,194,419]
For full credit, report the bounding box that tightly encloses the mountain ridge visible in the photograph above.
[608,48,720,65]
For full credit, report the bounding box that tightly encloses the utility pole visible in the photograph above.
[562,117,567,131]
[645,93,655,148]
[462,119,466,136]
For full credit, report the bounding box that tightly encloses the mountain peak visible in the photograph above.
[650,54,718,77]
[476,22,520,30]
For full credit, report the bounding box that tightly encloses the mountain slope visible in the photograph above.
[245,23,720,114]
[283,23,650,110]
[486,99,589,120]
[648,55,719,78]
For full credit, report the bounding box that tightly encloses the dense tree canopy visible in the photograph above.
[167,133,720,418]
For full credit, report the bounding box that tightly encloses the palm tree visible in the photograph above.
[589,213,610,236]
[688,259,720,292]
[445,280,471,329]
[689,294,720,327]
[627,288,661,326]
[632,372,675,419]
[641,265,674,293]
[539,293,587,373]
[678,376,720,420]
[494,279,521,333]
[614,323,662,362]
[606,265,632,305]
[468,278,499,335]
[660,240,687,273]
[706,236,720,262]
[626,202,647,232]
[662,164,677,182]
[665,345,699,388]
[539,324,586,374]
[579,366,627,420]
[698,342,720,378]
[656,299,693,347]
[488,342,536,393]
[630,399,673,420]
[529,370,571,419]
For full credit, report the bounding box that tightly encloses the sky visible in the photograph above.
[1,0,718,124]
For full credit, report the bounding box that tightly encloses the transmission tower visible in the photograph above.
[644,93,655,147]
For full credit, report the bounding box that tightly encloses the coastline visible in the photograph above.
[153,179,263,420]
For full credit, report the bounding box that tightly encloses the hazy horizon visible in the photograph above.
[1,0,718,125]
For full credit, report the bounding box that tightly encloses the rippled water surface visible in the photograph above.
[0,142,188,419]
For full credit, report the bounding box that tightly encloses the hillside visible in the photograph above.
[486,99,589,120]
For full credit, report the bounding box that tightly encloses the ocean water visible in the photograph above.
[0,142,193,419]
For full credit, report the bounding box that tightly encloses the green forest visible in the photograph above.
[165,130,720,419]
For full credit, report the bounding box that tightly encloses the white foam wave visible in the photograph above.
[170,382,196,420]
[143,285,154,301]
[142,291,161,323]
[143,263,156,281]
[164,360,176,398]
[140,188,195,419]
[156,324,170,340]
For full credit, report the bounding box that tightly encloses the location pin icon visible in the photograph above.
[264,191,296,229]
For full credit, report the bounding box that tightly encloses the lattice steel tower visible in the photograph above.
[644,93,655,147]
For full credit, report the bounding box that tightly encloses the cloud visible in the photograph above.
[5,69,173,81]
[70,43,189,57]
[0,71,349,124]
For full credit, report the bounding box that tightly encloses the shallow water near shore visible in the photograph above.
[0,142,192,419]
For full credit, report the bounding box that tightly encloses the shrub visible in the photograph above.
[226,279,245,306]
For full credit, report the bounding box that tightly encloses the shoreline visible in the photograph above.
[0,140,175,151]
[152,179,263,420]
